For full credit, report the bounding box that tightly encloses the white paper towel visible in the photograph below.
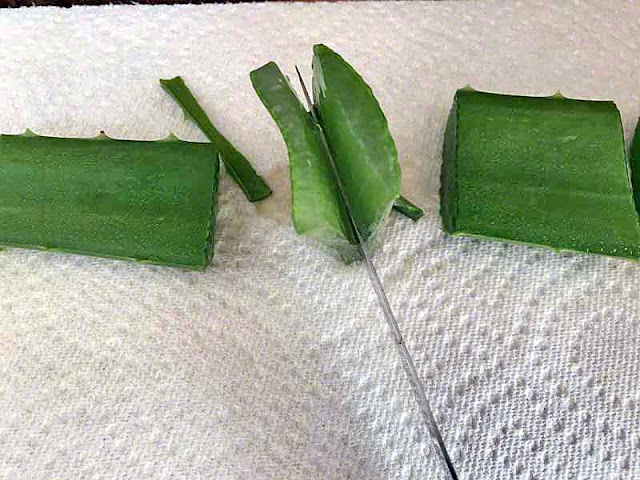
[0,1,639,479]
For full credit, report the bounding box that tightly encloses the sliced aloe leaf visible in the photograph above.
[393,196,424,221]
[160,76,271,202]
[251,46,403,261]
[0,132,219,270]
[441,89,640,259]
[312,44,401,243]
[250,62,359,261]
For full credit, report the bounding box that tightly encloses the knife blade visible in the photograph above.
[295,66,459,480]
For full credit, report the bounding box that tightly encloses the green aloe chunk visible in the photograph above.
[312,44,401,242]
[441,89,640,258]
[160,76,271,202]
[250,62,358,260]
[393,196,424,221]
[0,132,220,270]
[251,45,404,261]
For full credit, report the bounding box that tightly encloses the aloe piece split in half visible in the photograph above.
[251,45,418,261]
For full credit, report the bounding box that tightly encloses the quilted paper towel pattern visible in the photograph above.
[0,1,639,479]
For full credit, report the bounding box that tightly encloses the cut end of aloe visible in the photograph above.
[0,132,220,269]
[441,89,640,259]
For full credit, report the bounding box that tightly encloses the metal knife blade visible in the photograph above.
[295,66,459,480]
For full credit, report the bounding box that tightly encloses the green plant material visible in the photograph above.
[441,89,640,259]
[160,76,271,202]
[0,132,220,270]
[251,45,405,261]
[312,44,401,242]
[393,196,424,221]
[250,62,358,260]
[629,117,640,212]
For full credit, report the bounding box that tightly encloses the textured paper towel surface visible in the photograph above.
[1,1,639,479]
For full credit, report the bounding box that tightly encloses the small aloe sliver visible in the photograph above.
[251,45,413,261]
[393,196,424,221]
[160,76,271,202]
[441,89,640,258]
[0,132,220,270]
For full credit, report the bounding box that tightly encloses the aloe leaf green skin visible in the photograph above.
[312,44,401,244]
[0,133,220,270]
[393,195,424,221]
[250,62,358,260]
[629,117,640,213]
[441,89,640,259]
[160,76,271,202]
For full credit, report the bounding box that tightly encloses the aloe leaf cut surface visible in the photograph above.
[312,44,401,243]
[0,133,220,270]
[250,62,358,259]
[441,89,640,258]
[160,76,271,202]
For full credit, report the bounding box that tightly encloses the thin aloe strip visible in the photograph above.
[0,132,220,270]
[160,76,271,202]
[441,89,640,259]
[393,196,424,221]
